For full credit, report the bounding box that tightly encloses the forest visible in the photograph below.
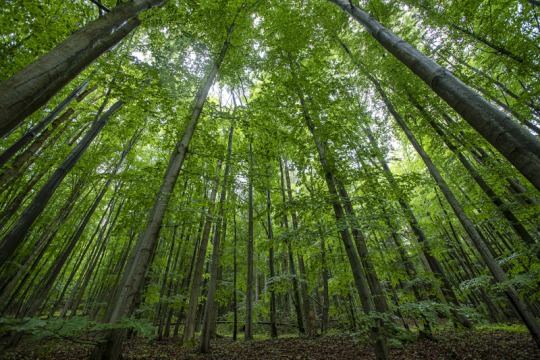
[1,0,540,359]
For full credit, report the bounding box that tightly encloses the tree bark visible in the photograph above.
[281,156,305,333]
[333,178,390,315]
[264,165,278,339]
[233,211,238,341]
[181,162,221,346]
[0,82,86,167]
[0,100,123,268]
[245,143,254,341]
[290,56,388,359]
[376,75,540,346]
[0,109,75,189]
[88,22,234,359]
[0,0,168,136]
[199,124,234,353]
[330,2,540,192]
[361,123,474,328]
[422,109,538,251]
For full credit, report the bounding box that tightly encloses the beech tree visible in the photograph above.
[0,1,539,359]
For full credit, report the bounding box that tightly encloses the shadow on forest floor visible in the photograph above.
[1,326,539,359]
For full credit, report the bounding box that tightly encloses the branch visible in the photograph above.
[87,0,111,13]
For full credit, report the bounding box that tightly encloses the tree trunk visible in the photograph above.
[245,143,254,341]
[0,82,86,167]
[297,253,314,337]
[330,4,540,192]
[361,123,474,328]
[333,178,390,315]
[0,177,84,311]
[321,230,330,333]
[182,161,222,346]
[420,108,538,251]
[281,156,306,333]
[88,23,234,360]
[199,124,234,353]
[0,0,169,136]
[290,57,388,359]
[374,73,540,346]
[0,109,75,189]
[0,100,123,268]
[265,165,278,339]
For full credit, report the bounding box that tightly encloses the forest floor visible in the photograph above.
[1,324,539,359]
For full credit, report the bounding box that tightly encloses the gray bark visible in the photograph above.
[290,56,387,358]
[0,100,123,268]
[0,82,86,167]
[0,0,167,135]
[330,0,540,192]
[282,156,305,333]
[377,76,540,346]
[88,22,233,359]
[245,143,254,341]
[199,124,234,353]
[182,160,222,345]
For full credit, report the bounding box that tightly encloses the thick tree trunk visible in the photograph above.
[0,0,169,136]
[330,3,540,192]
[0,100,123,268]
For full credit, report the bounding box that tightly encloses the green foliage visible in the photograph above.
[0,316,155,344]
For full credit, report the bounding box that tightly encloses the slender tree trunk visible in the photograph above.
[361,124,474,328]
[330,7,540,192]
[449,24,524,64]
[419,107,538,250]
[0,100,123,268]
[265,165,278,339]
[281,156,305,334]
[374,74,540,346]
[0,81,86,168]
[233,211,238,341]
[321,229,330,333]
[0,176,84,308]
[199,124,234,353]
[246,143,254,341]
[333,178,390,315]
[156,227,177,340]
[297,253,315,337]
[182,161,222,346]
[161,224,184,338]
[0,109,75,189]
[290,57,388,359]
[88,23,235,360]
